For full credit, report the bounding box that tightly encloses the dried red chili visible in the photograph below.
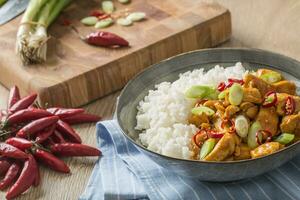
[17,116,59,138]
[7,86,20,109]
[193,130,208,148]
[89,10,104,17]
[0,162,21,190]
[9,94,37,113]
[98,14,110,20]
[7,108,53,125]
[255,130,272,145]
[6,154,37,199]
[285,96,295,115]
[85,31,129,47]
[62,113,101,125]
[221,118,235,133]
[217,82,226,92]
[262,91,277,107]
[228,78,244,85]
[207,130,224,138]
[50,143,101,157]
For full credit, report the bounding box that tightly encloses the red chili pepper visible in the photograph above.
[5,138,33,151]
[50,143,101,157]
[90,10,104,17]
[62,113,101,124]
[33,149,70,173]
[35,124,56,144]
[51,131,66,144]
[85,31,129,47]
[9,93,37,113]
[98,13,110,20]
[221,118,235,133]
[228,78,244,85]
[0,143,28,160]
[56,120,82,143]
[6,108,53,125]
[207,130,224,138]
[225,81,234,89]
[262,91,277,107]
[42,138,56,147]
[7,86,20,109]
[193,130,208,148]
[0,162,20,190]
[47,107,85,119]
[0,158,11,176]
[6,154,37,199]
[255,130,272,145]
[33,166,40,187]
[217,82,226,92]
[17,116,59,138]
[285,96,295,115]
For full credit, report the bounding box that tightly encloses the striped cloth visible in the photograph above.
[80,120,300,200]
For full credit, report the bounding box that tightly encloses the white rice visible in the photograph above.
[135,62,247,159]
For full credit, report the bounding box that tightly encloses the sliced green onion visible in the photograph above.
[260,72,282,84]
[185,85,216,99]
[229,83,244,106]
[102,1,114,14]
[81,16,98,26]
[118,0,130,3]
[0,0,7,7]
[126,12,146,22]
[191,106,215,116]
[274,133,295,144]
[235,115,249,138]
[200,138,216,159]
[16,0,73,65]
[218,90,226,99]
[247,121,262,149]
[95,18,113,28]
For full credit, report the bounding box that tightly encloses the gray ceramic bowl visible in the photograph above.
[116,48,300,182]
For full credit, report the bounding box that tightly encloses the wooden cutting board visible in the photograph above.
[0,0,231,108]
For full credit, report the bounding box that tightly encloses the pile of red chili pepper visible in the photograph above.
[0,86,101,199]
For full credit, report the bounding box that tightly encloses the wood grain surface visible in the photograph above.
[0,0,231,108]
[1,0,300,199]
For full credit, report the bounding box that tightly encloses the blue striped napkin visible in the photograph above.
[80,120,300,200]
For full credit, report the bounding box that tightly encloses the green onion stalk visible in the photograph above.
[16,0,72,65]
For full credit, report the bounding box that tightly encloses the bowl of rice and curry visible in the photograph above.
[117,48,300,181]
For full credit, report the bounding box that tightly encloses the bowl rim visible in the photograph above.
[116,47,300,164]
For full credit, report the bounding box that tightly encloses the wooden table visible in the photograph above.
[1,0,300,199]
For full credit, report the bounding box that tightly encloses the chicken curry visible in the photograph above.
[186,68,299,161]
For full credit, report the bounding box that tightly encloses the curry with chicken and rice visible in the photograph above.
[188,69,299,161]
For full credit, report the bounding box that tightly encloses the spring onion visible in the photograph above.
[274,133,295,145]
[185,85,216,99]
[260,71,282,84]
[191,106,215,116]
[229,83,244,105]
[0,0,7,7]
[247,121,262,149]
[235,115,249,138]
[200,138,216,159]
[16,0,72,65]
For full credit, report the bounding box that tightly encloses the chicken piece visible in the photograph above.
[273,81,296,95]
[234,144,251,160]
[280,114,300,136]
[224,105,240,118]
[188,114,209,128]
[203,133,237,161]
[240,102,259,119]
[250,142,284,159]
[244,74,275,96]
[275,93,300,116]
[255,107,279,136]
[203,100,219,110]
[243,87,263,104]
